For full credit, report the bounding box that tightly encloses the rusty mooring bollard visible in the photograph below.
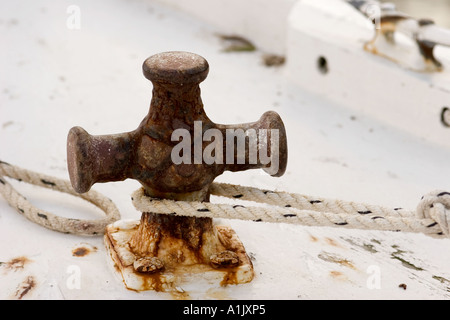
[67,51,288,291]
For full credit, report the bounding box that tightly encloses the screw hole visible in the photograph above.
[441,107,450,127]
[317,56,329,74]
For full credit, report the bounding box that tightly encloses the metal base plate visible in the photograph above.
[104,219,254,292]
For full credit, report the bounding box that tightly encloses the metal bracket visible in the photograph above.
[349,1,450,72]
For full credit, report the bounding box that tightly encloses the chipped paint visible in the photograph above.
[390,246,424,271]
[432,275,450,285]
[318,252,356,270]
[362,243,377,253]
[342,237,378,253]
[218,34,256,52]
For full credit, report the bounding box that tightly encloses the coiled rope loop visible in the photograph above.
[0,161,120,236]
[416,190,450,237]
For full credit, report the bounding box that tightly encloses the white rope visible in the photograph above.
[0,161,120,236]
[132,183,450,239]
[416,190,450,237]
[1,160,449,238]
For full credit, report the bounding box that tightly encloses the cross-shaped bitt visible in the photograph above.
[67,51,288,292]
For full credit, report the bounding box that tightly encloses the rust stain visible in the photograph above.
[329,271,347,281]
[1,256,32,272]
[141,272,166,292]
[309,235,319,242]
[339,260,355,270]
[14,276,36,299]
[325,237,342,248]
[106,220,253,292]
[205,288,231,300]
[170,289,191,300]
[220,267,239,287]
[72,244,97,257]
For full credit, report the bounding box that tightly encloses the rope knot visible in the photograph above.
[416,190,450,237]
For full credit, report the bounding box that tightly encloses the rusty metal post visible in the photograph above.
[67,51,288,291]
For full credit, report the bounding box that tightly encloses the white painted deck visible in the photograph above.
[1,0,449,299]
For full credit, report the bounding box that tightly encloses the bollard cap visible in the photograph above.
[143,51,209,86]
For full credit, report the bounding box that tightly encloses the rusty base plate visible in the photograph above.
[104,220,254,292]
